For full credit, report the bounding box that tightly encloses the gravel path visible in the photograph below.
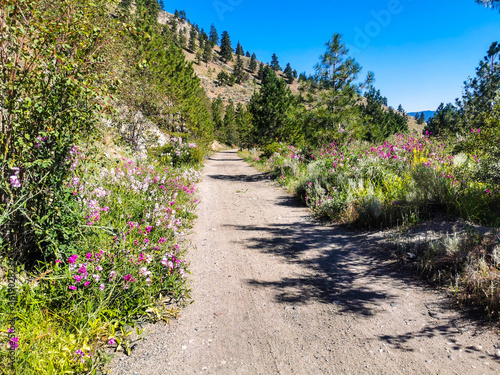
[110,150,500,375]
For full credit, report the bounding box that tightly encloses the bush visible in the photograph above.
[149,137,203,167]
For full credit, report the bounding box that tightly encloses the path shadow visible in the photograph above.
[229,218,500,359]
[207,173,269,183]
[228,220,414,317]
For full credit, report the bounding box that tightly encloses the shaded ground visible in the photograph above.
[110,150,500,375]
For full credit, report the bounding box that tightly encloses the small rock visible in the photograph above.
[390,303,398,307]
[182,345,187,350]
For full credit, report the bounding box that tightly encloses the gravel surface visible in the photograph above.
[110,150,500,375]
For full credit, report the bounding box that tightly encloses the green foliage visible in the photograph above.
[361,87,408,142]
[223,100,239,146]
[209,23,218,45]
[215,70,235,87]
[304,33,374,144]
[270,53,281,71]
[0,0,117,262]
[149,137,203,166]
[235,41,244,56]
[219,31,233,62]
[249,67,300,145]
[260,142,283,159]
[233,54,246,84]
[424,103,458,136]
[235,103,254,149]
[284,63,294,83]
[456,42,500,132]
[249,53,258,72]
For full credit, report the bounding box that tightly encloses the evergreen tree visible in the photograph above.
[475,0,500,10]
[397,104,405,114]
[361,87,408,142]
[292,69,298,79]
[456,41,500,131]
[284,63,294,83]
[233,54,245,84]
[202,39,213,66]
[199,28,207,45]
[298,72,307,82]
[249,67,298,144]
[257,62,265,80]
[310,33,373,141]
[416,112,426,124]
[178,28,187,48]
[212,95,225,138]
[188,27,197,51]
[249,53,258,72]
[209,23,219,45]
[235,41,244,56]
[219,31,233,62]
[270,53,281,71]
[424,103,458,136]
[245,51,251,58]
[236,102,253,148]
[174,9,179,18]
[224,100,239,145]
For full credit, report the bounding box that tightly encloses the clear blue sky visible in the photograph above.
[163,0,499,112]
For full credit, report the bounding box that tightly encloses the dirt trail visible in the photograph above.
[111,150,500,375]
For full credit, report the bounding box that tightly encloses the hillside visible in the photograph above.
[157,10,424,134]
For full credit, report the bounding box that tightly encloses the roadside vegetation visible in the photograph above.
[0,0,209,373]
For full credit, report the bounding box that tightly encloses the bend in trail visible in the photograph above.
[111,150,500,375]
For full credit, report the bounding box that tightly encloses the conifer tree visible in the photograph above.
[209,23,219,45]
[202,39,213,66]
[224,99,239,145]
[188,27,197,51]
[220,31,233,62]
[233,54,245,84]
[236,102,253,148]
[270,53,281,71]
[199,28,207,45]
[212,95,225,136]
[245,51,251,58]
[235,41,244,56]
[284,63,294,83]
[257,62,265,80]
[249,67,297,144]
[249,53,258,72]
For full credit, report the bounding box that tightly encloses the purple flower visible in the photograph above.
[69,285,77,291]
[68,255,78,264]
[9,337,19,350]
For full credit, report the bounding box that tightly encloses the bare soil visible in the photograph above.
[110,150,500,375]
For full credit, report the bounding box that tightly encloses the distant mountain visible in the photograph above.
[408,111,435,122]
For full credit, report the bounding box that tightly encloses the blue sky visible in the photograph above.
[163,0,499,112]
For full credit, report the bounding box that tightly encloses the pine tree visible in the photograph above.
[249,53,257,72]
[270,53,281,71]
[236,102,253,148]
[202,40,213,66]
[235,41,244,56]
[249,67,297,144]
[310,33,374,141]
[212,95,225,137]
[224,100,239,145]
[219,31,233,62]
[209,23,219,45]
[245,51,251,58]
[233,54,245,84]
[188,27,197,51]
[257,62,265,80]
[284,63,294,83]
